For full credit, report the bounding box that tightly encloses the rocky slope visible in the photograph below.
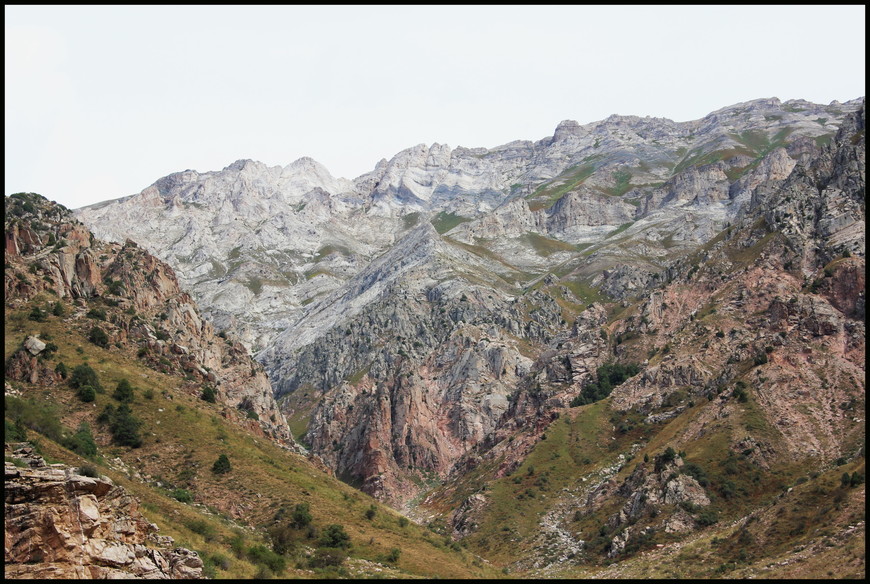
[4,193,297,447]
[414,102,864,574]
[73,97,863,510]
[76,97,861,351]
[5,443,204,579]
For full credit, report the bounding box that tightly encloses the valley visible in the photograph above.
[6,96,865,578]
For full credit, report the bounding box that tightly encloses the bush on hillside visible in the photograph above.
[212,454,231,474]
[69,363,102,392]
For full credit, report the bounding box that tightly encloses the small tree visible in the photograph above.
[292,502,312,528]
[88,326,109,347]
[77,385,96,403]
[113,378,135,402]
[212,454,232,475]
[70,363,102,392]
[319,524,351,549]
[52,301,64,316]
[201,385,217,403]
[111,404,142,448]
[841,472,851,487]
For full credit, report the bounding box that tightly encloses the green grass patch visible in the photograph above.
[402,212,421,229]
[431,212,471,235]
[314,244,353,262]
[527,163,596,212]
[604,222,635,239]
[601,169,633,197]
[521,232,584,257]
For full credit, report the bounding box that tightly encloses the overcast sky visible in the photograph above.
[5,5,866,210]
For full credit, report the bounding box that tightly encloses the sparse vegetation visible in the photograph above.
[570,362,640,406]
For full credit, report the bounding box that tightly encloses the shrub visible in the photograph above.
[55,361,68,379]
[172,488,193,503]
[200,386,217,403]
[385,547,401,563]
[570,362,640,406]
[5,419,28,442]
[696,508,719,526]
[398,516,409,528]
[28,307,47,322]
[292,502,312,528]
[41,342,58,358]
[77,385,96,403]
[268,523,297,555]
[106,280,125,295]
[228,533,246,558]
[682,462,710,487]
[186,518,217,541]
[655,447,678,472]
[207,552,230,571]
[52,301,64,316]
[5,396,64,443]
[69,363,103,392]
[212,454,231,475]
[77,464,99,478]
[246,544,285,574]
[319,524,351,549]
[113,378,135,403]
[86,308,107,321]
[88,326,109,347]
[365,504,377,520]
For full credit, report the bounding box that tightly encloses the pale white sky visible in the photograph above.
[5,5,865,210]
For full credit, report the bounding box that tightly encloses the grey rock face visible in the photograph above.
[73,97,864,505]
[75,98,861,353]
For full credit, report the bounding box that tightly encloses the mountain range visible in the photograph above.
[5,95,865,578]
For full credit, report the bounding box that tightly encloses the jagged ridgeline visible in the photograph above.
[76,97,864,508]
[4,194,497,579]
[13,96,864,578]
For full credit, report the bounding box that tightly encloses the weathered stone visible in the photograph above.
[4,443,203,579]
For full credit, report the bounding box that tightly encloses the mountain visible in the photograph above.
[75,96,864,508]
[16,95,864,578]
[76,97,861,351]
[4,194,495,579]
[418,103,865,577]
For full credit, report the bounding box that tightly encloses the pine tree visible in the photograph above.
[212,454,231,474]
